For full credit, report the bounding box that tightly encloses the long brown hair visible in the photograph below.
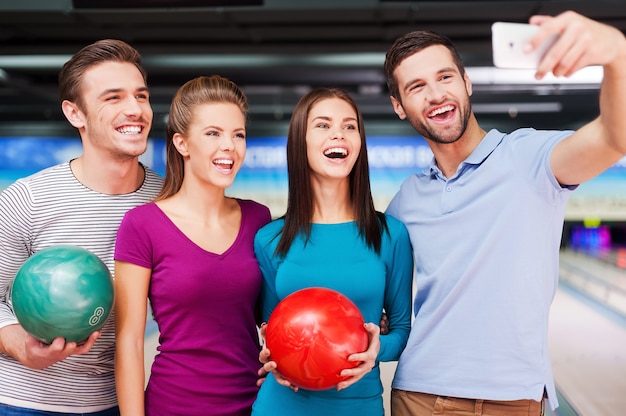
[156,75,248,200]
[274,87,387,257]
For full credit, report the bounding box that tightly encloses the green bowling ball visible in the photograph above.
[10,245,114,344]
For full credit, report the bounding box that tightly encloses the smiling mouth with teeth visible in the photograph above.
[214,159,234,169]
[117,126,142,134]
[428,105,454,118]
[324,147,348,159]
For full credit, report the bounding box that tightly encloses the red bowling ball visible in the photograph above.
[265,287,369,390]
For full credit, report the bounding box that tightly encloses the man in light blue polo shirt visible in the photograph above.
[383,10,626,416]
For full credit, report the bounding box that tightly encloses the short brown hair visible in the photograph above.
[58,39,146,111]
[384,30,465,101]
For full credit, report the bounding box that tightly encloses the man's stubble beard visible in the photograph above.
[406,102,472,145]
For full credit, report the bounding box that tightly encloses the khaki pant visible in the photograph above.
[391,389,544,416]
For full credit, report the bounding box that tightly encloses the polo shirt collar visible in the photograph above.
[428,129,505,177]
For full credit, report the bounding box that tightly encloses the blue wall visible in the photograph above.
[1,135,625,220]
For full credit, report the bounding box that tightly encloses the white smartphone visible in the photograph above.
[491,22,558,69]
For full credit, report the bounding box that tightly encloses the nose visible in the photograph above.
[425,83,446,103]
[123,96,143,117]
[220,135,235,151]
[330,126,345,140]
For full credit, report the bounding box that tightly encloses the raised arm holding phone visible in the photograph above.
[383,10,626,416]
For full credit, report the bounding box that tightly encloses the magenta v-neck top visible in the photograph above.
[115,199,271,416]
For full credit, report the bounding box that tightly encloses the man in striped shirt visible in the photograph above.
[0,39,162,415]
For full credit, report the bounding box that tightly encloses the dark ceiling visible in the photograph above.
[1,0,625,138]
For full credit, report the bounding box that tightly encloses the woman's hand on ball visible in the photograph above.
[256,323,299,391]
[336,322,381,391]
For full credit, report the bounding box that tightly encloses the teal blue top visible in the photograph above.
[252,215,413,416]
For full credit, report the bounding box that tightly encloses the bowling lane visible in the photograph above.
[549,281,626,415]
[561,249,626,292]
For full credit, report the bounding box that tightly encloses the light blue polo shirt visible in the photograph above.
[386,128,574,411]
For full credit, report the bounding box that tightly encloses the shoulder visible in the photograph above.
[16,163,70,186]
[502,128,573,146]
[143,165,162,180]
[383,214,409,237]
[141,166,164,189]
[386,181,419,220]
[238,198,270,214]
[123,201,157,222]
[118,203,159,240]
[237,198,272,223]
[253,218,284,258]
[383,213,404,228]
[255,218,284,241]
[499,128,574,172]
[128,200,156,213]
[1,163,72,200]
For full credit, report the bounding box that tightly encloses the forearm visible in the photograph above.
[0,302,20,338]
[600,45,626,154]
[113,261,151,415]
[377,324,411,362]
[0,323,24,359]
[115,338,146,416]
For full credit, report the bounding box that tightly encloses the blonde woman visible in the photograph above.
[114,75,271,416]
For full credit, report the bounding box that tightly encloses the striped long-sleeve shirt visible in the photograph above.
[0,162,162,413]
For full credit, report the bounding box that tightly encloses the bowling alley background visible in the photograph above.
[2,133,626,250]
[2,134,626,416]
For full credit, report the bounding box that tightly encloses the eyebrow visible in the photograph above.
[202,125,246,132]
[97,86,149,99]
[311,115,358,123]
[402,66,458,91]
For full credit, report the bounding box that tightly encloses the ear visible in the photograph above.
[172,133,189,157]
[61,100,86,129]
[390,96,407,120]
[464,72,473,97]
